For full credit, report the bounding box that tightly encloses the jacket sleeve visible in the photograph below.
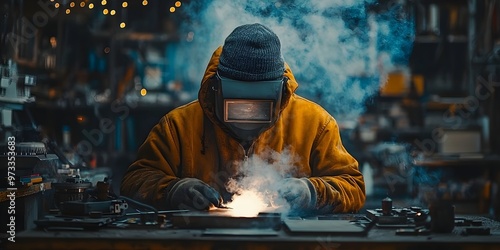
[308,117,366,213]
[120,115,180,209]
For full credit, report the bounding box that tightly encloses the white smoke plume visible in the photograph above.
[174,0,414,121]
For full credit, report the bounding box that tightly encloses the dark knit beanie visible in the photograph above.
[218,23,285,81]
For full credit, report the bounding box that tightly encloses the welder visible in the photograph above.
[120,23,365,216]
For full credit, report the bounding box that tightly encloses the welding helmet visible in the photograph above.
[214,72,286,141]
[214,23,286,141]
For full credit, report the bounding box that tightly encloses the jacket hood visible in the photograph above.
[198,46,299,125]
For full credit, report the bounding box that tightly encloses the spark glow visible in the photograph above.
[224,190,271,217]
[221,148,299,216]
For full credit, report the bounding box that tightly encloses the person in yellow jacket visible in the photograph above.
[120,23,365,215]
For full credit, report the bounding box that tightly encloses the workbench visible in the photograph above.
[5,214,500,250]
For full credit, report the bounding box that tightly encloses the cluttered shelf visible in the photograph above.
[410,154,500,216]
[0,182,51,203]
[413,154,500,168]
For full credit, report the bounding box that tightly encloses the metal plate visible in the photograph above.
[34,216,114,230]
[283,219,371,236]
[203,228,278,236]
[170,210,281,229]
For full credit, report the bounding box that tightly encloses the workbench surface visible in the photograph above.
[5,214,500,250]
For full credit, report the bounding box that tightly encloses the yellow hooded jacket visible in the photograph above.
[120,47,365,213]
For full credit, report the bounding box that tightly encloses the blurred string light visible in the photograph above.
[48,0,183,29]
[170,1,182,13]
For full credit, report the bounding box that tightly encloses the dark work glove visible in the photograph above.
[277,178,317,213]
[167,178,223,210]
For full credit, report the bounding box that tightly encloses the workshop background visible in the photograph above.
[1,0,500,228]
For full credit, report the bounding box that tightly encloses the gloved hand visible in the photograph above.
[167,178,223,210]
[276,178,317,213]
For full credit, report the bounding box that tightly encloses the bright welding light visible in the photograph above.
[224,190,270,217]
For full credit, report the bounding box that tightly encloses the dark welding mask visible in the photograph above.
[215,72,285,141]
